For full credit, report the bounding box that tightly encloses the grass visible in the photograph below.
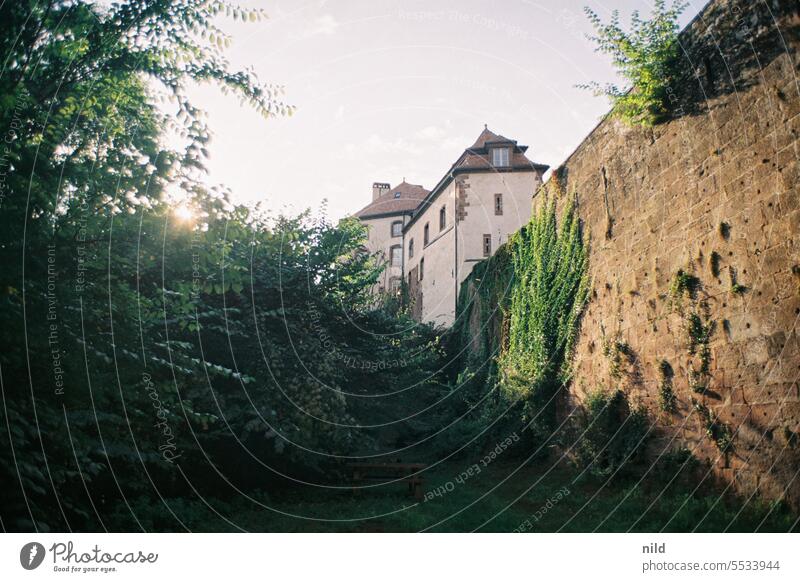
[112,457,798,532]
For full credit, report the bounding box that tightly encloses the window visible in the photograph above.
[491,147,509,167]
[439,205,446,230]
[419,257,424,281]
[391,220,402,237]
[494,193,503,215]
[394,191,401,199]
[423,223,430,245]
[408,238,414,258]
[483,234,492,257]
[389,277,401,293]
[390,245,402,267]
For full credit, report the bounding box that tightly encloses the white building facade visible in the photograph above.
[354,127,548,326]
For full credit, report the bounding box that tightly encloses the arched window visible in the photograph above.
[423,223,430,245]
[408,238,414,258]
[391,220,403,237]
[439,205,446,230]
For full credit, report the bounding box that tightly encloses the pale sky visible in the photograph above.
[185,0,704,219]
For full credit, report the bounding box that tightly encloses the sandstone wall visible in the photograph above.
[538,0,800,506]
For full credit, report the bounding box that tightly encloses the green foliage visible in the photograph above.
[668,268,700,307]
[688,364,708,394]
[108,458,797,532]
[580,1,688,126]
[575,389,650,477]
[499,197,590,434]
[685,311,713,358]
[0,0,450,532]
[658,360,677,413]
[440,244,516,450]
[728,266,748,295]
[692,399,733,453]
[451,242,514,381]
[602,331,631,381]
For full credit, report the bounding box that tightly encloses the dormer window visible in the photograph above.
[394,192,401,198]
[491,147,509,167]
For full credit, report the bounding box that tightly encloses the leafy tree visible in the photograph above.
[580,0,688,125]
[0,0,377,532]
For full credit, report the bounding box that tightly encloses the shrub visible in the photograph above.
[658,360,677,413]
[580,1,688,126]
[692,399,734,453]
[602,332,631,381]
[576,389,650,477]
[669,268,700,305]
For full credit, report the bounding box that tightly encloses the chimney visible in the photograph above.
[372,182,390,201]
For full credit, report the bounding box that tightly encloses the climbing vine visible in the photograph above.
[658,359,677,413]
[450,242,514,382]
[692,399,733,452]
[602,328,631,381]
[499,197,591,429]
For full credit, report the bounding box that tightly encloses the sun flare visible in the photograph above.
[174,205,194,222]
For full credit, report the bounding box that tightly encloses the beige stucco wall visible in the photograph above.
[404,181,458,326]
[455,170,543,282]
[360,213,408,292]
[405,168,543,326]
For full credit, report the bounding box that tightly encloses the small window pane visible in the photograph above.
[390,246,402,266]
[494,193,503,215]
[492,148,509,167]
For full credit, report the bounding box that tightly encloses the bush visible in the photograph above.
[580,1,688,126]
[576,390,650,477]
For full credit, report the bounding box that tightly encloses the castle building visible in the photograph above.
[354,180,429,294]
[353,126,548,326]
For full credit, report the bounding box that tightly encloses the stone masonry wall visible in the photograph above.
[537,0,800,507]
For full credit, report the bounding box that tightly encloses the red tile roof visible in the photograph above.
[457,126,545,171]
[404,126,549,229]
[354,180,429,219]
[469,127,515,149]
[353,127,549,226]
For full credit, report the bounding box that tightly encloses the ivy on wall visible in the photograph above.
[446,196,590,444]
[498,197,591,430]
